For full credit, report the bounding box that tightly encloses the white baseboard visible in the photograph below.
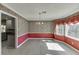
[63,42,79,53]
[17,38,53,48]
[17,39,29,48]
[16,38,79,53]
[53,39,79,53]
[53,39,64,42]
[28,38,53,40]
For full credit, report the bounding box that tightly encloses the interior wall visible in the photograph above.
[0,4,79,51]
[18,16,28,46]
[53,15,79,50]
[28,21,54,38]
[0,4,28,47]
[18,16,28,36]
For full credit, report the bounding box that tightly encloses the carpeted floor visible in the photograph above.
[2,39,79,55]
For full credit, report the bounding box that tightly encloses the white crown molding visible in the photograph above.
[1,3,28,21]
[1,3,79,21]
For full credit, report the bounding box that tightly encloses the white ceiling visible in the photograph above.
[3,3,79,21]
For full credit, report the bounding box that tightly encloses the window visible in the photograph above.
[66,23,79,41]
[55,24,65,36]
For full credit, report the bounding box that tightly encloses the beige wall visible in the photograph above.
[0,4,28,37]
[18,16,28,36]
[0,4,28,50]
[28,21,54,33]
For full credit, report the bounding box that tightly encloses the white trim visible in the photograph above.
[0,10,18,48]
[53,39,79,53]
[17,34,53,48]
[28,32,53,34]
[56,24,65,36]
[18,33,28,37]
[55,25,62,36]
[53,39,64,42]
[63,41,79,53]
[15,17,18,48]
[66,35,79,41]
[0,10,16,18]
[55,33,64,36]
[28,38,53,40]
[17,39,29,48]
[0,12,1,55]
[1,3,27,20]
[65,23,79,41]
[17,33,28,48]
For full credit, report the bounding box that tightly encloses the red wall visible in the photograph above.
[18,33,54,45]
[18,33,79,50]
[18,15,79,50]
[18,34,28,45]
[28,33,54,38]
[54,34,79,50]
[54,34,65,42]
[53,15,79,50]
[65,37,79,50]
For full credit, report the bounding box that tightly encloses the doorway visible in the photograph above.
[1,13,16,49]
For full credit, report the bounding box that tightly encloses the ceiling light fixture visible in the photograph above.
[38,11,46,24]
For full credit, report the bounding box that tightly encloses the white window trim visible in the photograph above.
[55,24,64,36]
[65,23,79,41]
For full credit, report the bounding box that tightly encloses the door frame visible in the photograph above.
[0,10,18,48]
[0,11,1,54]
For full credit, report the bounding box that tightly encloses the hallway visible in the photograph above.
[2,39,79,55]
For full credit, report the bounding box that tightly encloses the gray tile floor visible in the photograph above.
[2,39,79,55]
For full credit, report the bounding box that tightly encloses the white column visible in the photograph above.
[0,11,1,55]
